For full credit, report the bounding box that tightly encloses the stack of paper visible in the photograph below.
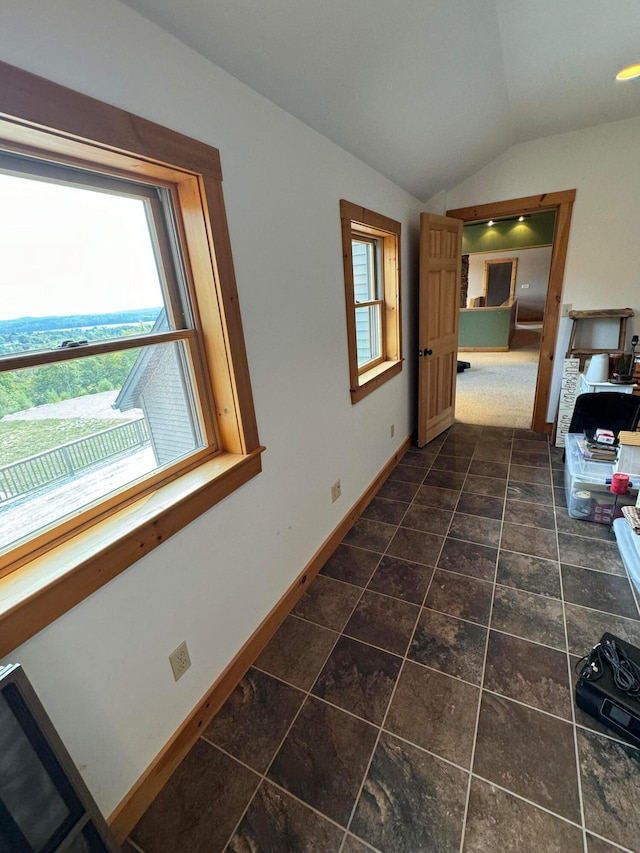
[578,437,617,462]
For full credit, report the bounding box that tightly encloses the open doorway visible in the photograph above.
[447,190,576,433]
[455,213,554,428]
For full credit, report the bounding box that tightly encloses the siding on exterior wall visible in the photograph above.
[352,239,377,364]
[139,346,199,466]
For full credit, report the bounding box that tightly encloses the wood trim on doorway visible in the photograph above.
[447,190,576,434]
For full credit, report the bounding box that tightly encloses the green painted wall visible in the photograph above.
[459,307,512,348]
[463,210,556,254]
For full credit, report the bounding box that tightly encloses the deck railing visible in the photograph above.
[0,418,150,504]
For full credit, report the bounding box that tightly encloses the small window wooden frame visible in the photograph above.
[482,257,518,306]
[340,200,402,403]
[0,60,263,658]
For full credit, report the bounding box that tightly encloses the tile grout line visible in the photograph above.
[468,770,586,832]
[336,632,421,850]
[202,696,625,850]
[265,616,640,748]
[217,570,371,853]
[222,444,446,853]
[553,437,589,853]
[457,426,513,853]
[255,639,578,732]
[205,739,363,847]
[336,433,461,853]
[132,429,636,853]
[394,450,436,528]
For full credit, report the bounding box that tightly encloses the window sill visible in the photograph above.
[0,448,264,658]
[350,359,403,404]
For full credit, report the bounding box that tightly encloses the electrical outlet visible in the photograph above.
[390,424,395,438]
[520,283,530,289]
[562,303,573,318]
[169,641,191,681]
[331,480,341,503]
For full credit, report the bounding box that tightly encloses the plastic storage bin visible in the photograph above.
[564,433,637,524]
[613,517,640,595]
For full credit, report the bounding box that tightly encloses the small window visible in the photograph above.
[340,200,402,403]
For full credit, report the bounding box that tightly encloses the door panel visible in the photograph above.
[417,213,462,447]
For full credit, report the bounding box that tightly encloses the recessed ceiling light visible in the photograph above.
[518,215,525,222]
[487,220,494,227]
[616,63,640,81]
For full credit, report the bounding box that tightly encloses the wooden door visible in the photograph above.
[417,213,462,446]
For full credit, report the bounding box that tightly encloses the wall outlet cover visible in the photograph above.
[169,641,191,681]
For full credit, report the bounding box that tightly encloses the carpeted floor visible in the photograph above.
[456,327,541,429]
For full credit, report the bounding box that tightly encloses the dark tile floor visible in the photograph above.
[128,424,640,853]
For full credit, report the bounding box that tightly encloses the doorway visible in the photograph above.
[484,257,517,306]
[457,231,552,427]
[447,190,576,433]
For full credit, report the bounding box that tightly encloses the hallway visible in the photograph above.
[128,424,640,853]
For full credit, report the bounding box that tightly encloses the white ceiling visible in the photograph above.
[120,0,640,200]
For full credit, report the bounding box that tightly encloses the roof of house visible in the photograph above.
[115,310,167,411]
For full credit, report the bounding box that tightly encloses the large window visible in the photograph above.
[340,200,402,403]
[0,158,212,556]
[0,60,261,656]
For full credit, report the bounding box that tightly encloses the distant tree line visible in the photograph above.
[0,308,160,337]
[0,312,158,418]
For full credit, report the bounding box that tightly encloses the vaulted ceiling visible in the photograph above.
[121,0,640,200]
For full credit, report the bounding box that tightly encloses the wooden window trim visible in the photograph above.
[340,200,402,403]
[0,61,263,657]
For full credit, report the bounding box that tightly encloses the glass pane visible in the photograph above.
[0,171,172,357]
[351,238,376,303]
[0,690,74,851]
[355,304,381,368]
[0,342,206,555]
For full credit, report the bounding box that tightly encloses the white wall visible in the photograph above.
[467,246,552,320]
[441,117,640,419]
[0,0,423,817]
